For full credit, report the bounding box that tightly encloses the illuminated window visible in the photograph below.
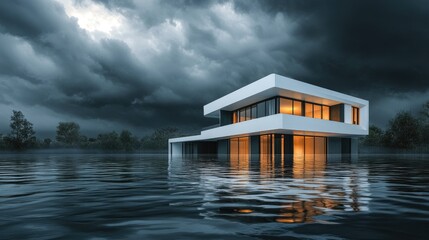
[293,136,326,162]
[293,136,304,159]
[280,98,293,114]
[239,137,249,155]
[230,137,249,170]
[305,103,313,117]
[232,97,332,124]
[313,105,322,119]
[260,135,273,155]
[230,138,238,163]
[293,100,302,116]
[352,107,359,125]
[304,137,314,155]
[322,106,330,120]
[315,137,326,162]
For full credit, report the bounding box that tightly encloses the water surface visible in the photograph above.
[0,154,428,239]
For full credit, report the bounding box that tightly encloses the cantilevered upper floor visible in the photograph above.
[169,74,369,143]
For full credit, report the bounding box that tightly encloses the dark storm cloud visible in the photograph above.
[0,0,428,136]
[236,0,429,94]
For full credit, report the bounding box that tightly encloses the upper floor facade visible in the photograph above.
[170,74,368,144]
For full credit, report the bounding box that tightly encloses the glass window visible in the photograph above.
[352,107,359,125]
[239,137,249,155]
[230,138,238,161]
[251,105,257,119]
[313,104,322,119]
[257,102,265,118]
[330,105,341,122]
[305,136,315,162]
[315,137,326,162]
[293,136,304,161]
[266,99,276,115]
[322,106,330,120]
[245,107,251,121]
[260,135,270,155]
[280,98,293,114]
[239,109,245,122]
[293,100,302,116]
[305,137,314,155]
[305,103,313,117]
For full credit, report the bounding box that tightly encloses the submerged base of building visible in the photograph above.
[170,134,358,161]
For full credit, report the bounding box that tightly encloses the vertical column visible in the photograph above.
[274,134,282,166]
[351,138,359,161]
[284,135,293,164]
[343,104,352,124]
[360,104,369,131]
[250,135,260,165]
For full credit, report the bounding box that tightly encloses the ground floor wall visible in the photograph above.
[170,134,358,161]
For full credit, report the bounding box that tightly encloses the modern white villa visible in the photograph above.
[169,74,368,161]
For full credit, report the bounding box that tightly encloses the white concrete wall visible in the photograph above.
[204,74,369,117]
[360,104,369,131]
[344,104,352,124]
[170,142,182,156]
[169,113,368,143]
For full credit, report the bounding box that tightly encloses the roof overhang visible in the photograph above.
[203,74,368,118]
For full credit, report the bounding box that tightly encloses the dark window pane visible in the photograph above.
[240,109,245,122]
[257,102,266,118]
[245,107,251,121]
[267,99,276,115]
[251,105,257,119]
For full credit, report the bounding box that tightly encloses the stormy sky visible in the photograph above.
[0,0,428,138]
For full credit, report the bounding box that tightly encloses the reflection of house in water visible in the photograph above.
[169,74,368,161]
[190,154,370,224]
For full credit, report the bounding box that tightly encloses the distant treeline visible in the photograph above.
[2,101,428,152]
[0,110,181,152]
[360,101,429,150]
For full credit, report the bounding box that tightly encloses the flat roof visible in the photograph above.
[204,74,368,118]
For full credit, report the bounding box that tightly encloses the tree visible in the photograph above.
[142,127,179,150]
[43,138,52,148]
[0,133,5,150]
[120,130,139,151]
[383,112,421,149]
[419,101,429,144]
[361,125,384,146]
[97,131,121,150]
[56,122,80,145]
[420,100,429,121]
[4,110,36,150]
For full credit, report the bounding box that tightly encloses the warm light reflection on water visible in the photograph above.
[216,153,368,224]
[0,154,428,239]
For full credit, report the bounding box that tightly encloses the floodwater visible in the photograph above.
[0,154,428,239]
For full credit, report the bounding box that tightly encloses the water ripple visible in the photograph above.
[0,154,428,239]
